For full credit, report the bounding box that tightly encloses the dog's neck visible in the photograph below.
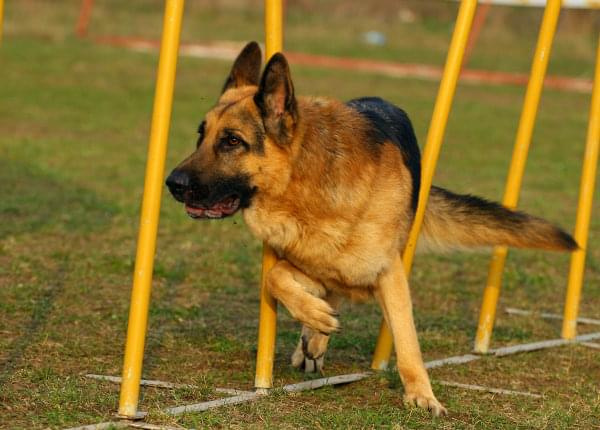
[243,96,382,256]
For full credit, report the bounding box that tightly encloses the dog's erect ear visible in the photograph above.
[221,41,262,93]
[254,53,297,144]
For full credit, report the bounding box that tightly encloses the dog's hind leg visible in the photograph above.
[374,253,447,417]
[266,260,340,334]
[291,293,343,373]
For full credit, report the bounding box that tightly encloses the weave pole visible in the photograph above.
[473,0,562,354]
[0,0,4,44]
[254,0,282,391]
[371,0,478,370]
[562,34,600,339]
[118,0,184,418]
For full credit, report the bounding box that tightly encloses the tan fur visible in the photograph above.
[233,88,443,412]
[169,43,576,417]
[421,186,577,252]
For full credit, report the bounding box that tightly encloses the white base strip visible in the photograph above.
[215,387,254,395]
[424,332,600,367]
[505,308,600,326]
[85,374,252,395]
[426,354,481,369]
[581,342,600,350]
[65,421,188,430]
[73,331,600,427]
[86,374,192,389]
[165,392,260,415]
[64,422,128,430]
[282,372,371,393]
[164,372,372,416]
[128,423,186,430]
[491,332,600,357]
[438,380,542,398]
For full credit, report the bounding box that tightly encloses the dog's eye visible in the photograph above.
[219,134,244,151]
[227,135,240,146]
[217,130,247,153]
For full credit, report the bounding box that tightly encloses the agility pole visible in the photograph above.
[562,33,600,339]
[118,0,185,418]
[473,0,562,354]
[253,0,283,392]
[0,0,4,44]
[371,0,478,370]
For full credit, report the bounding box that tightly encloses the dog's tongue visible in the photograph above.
[185,205,208,218]
[185,197,240,219]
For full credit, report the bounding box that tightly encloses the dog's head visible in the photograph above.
[166,41,297,219]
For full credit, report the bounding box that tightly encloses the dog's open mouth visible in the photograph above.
[185,195,241,219]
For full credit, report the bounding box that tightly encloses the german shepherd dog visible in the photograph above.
[166,42,576,416]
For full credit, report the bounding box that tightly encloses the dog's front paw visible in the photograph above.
[292,296,340,334]
[403,391,447,417]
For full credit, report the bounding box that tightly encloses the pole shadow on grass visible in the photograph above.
[0,158,119,384]
[0,158,118,238]
[0,265,67,387]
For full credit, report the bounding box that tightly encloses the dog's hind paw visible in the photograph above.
[291,352,324,373]
[403,393,447,417]
[291,327,329,373]
[291,343,306,369]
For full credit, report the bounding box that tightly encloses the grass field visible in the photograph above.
[1,1,600,428]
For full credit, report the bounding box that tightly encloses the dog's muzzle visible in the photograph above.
[165,168,250,219]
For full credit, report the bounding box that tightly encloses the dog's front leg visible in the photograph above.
[374,253,447,417]
[266,260,339,334]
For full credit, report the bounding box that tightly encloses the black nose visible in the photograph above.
[165,169,190,202]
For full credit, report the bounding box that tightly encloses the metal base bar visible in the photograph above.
[438,380,542,398]
[505,307,600,326]
[76,330,600,429]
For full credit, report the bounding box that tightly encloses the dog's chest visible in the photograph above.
[243,205,395,288]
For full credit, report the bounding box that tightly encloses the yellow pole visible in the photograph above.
[473,0,562,354]
[0,0,4,44]
[254,0,282,391]
[561,34,600,340]
[371,0,478,370]
[118,0,184,418]
[264,0,283,59]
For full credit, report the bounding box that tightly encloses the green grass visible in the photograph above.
[1,1,599,429]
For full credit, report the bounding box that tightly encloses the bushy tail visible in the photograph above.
[421,186,577,251]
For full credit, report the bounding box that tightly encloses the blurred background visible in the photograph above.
[1,1,599,428]
[5,0,600,73]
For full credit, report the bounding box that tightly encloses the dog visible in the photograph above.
[166,41,577,416]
